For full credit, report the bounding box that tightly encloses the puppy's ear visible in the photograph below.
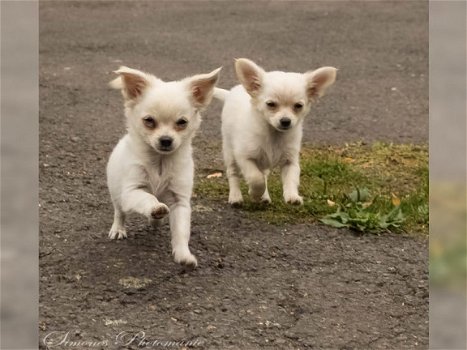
[187,67,222,108]
[304,67,337,99]
[109,66,150,101]
[235,58,265,97]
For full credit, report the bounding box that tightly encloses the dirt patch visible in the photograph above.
[39,2,428,349]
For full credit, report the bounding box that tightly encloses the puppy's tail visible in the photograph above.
[213,87,229,102]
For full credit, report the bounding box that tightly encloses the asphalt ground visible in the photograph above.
[39,2,428,349]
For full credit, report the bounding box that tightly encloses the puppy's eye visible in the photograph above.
[294,102,304,110]
[266,101,278,109]
[175,118,188,129]
[143,115,157,129]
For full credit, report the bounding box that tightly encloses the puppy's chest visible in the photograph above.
[254,142,288,170]
[144,161,174,195]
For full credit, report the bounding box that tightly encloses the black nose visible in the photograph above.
[280,117,291,128]
[159,136,173,148]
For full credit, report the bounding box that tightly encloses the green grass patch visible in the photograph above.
[195,142,428,234]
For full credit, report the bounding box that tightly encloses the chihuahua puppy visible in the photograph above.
[214,58,336,205]
[107,66,221,267]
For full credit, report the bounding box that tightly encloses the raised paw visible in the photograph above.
[151,203,170,220]
[284,194,304,205]
[108,226,127,240]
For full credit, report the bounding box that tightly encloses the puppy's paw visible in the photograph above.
[248,178,266,202]
[229,199,244,207]
[228,191,244,207]
[261,192,272,204]
[150,203,170,220]
[173,248,198,268]
[249,189,265,203]
[108,226,127,240]
[284,194,304,205]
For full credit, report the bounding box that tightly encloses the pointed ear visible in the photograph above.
[187,67,222,108]
[235,58,265,97]
[305,67,337,99]
[109,66,150,100]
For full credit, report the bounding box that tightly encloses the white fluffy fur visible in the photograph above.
[107,66,221,267]
[215,58,336,205]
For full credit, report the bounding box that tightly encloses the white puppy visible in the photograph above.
[107,66,221,267]
[214,58,336,205]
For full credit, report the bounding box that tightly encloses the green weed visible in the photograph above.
[195,142,428,234]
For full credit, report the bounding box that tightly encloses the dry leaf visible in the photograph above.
[207,172,223,179]
[327,199,336,207]
[391,193,401,206]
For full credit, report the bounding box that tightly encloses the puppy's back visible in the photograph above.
[221,85,252,133]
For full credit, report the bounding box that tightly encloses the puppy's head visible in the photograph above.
[235,58,337,132]
[110,66,221,154]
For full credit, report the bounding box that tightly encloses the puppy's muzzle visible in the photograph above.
[158,136,174,152]
[279,117,292,130]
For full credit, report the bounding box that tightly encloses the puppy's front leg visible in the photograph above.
[109,205,127,239]
[226,164,244,205]
[238,158,265,202]
[281,158,303,205]
[169,199,197,267]
[121,188,170,220]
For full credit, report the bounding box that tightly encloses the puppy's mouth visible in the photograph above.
[155,146,175,154]
[277,125,292,131]
[271,124,292,132]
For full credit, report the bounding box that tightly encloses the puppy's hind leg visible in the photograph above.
[109,204,127,239]
[238,158,265,203]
